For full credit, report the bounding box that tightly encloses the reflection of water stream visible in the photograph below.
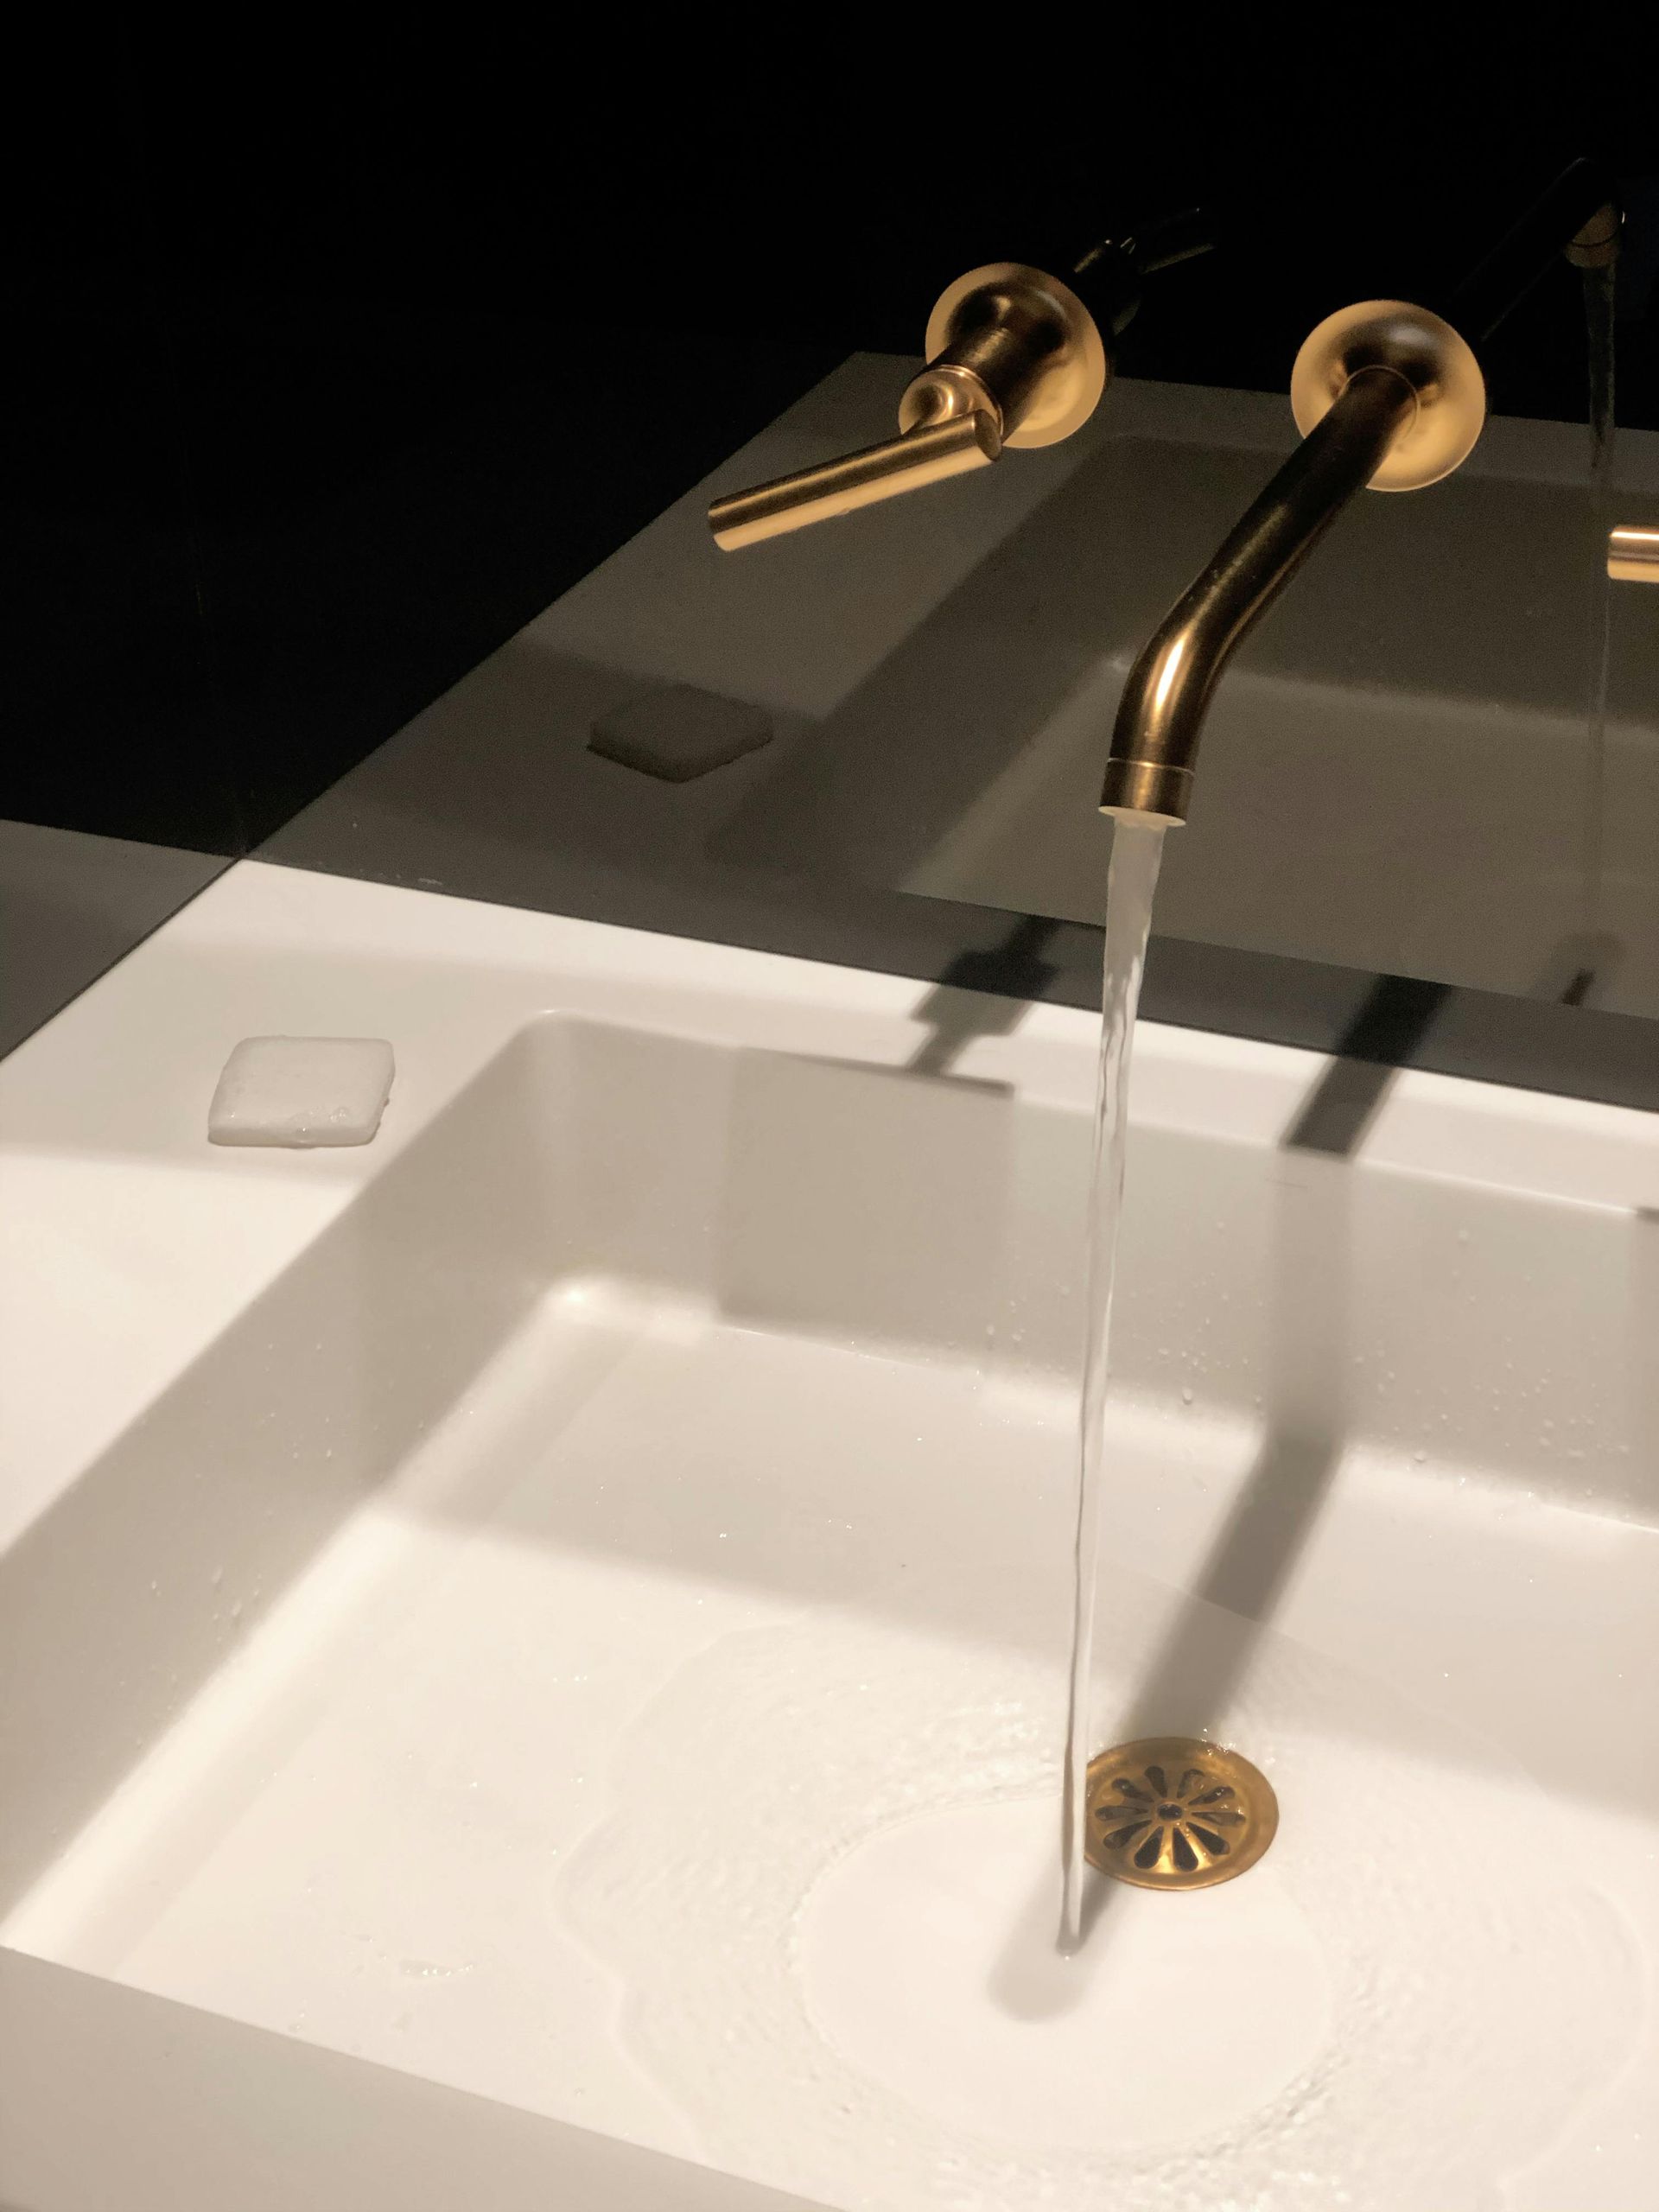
[1581,259,1617,974]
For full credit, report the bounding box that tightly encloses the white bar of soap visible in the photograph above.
[208,1037,396,1148]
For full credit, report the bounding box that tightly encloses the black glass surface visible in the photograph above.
[8,39,1658,1100]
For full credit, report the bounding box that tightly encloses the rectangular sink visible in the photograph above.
[1,861,1655,2210]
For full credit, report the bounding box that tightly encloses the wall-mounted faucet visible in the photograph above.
[707,211,1211,550]
[709,162,1621,841]
[1100,159,1622,825]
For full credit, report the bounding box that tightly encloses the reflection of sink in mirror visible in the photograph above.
[262,357,1659,1022]
[705,365,1659,1013]
[3,862,1654,2208]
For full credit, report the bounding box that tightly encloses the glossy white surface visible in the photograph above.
[1,860,1655,2209]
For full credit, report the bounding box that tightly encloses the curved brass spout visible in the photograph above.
[1101,303,1484,824]
[1102,161,1621,829]
[1100,367,1415,823]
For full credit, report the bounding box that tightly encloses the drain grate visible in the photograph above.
[1084,1736,1279,1891]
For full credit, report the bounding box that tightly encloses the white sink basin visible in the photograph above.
[1,861,1655,2210]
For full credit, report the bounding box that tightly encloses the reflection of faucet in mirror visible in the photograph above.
[1101,160,1622,826]
[707,209,1212,549]
[1609,524,1659,582]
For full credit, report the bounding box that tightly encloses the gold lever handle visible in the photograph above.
[1608,524,1659,582]
[708,261,1108,552]
[708,412,999,551]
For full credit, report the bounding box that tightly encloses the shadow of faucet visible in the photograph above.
[1281,973,1450,1154]
[905,918,1064,1075]
[997,914,1626,1987]
[1285,934,1626,1166]
[1533,929,1626,1008]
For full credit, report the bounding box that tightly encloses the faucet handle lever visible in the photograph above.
[708,260,1108,550]
[708,410,999,551]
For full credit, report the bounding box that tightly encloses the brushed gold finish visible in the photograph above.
[1101,364,1420,826]
[1290,301,1486,492]
[1102,298,1485,826]
[708,262,1107,549]
[1084,1736,1279,1891]
[1097,756,1194,823]
[916,262,1108,448]
[1609,524,1659,583]
[708,415,999,550]
[898,360,1001,434]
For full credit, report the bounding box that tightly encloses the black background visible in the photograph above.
[11,24,1659,859]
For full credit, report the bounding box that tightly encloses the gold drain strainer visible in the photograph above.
[1084,1735,1278,1891]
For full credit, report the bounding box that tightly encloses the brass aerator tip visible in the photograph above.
[1098,757,1192,826]
[1084,1735,1279,1891]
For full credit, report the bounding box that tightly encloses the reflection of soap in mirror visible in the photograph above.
[588,683,772,783]
[207,1037,395,1147]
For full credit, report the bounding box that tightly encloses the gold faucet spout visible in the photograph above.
[1101,302,1486,826]
[1100,366,1419,825]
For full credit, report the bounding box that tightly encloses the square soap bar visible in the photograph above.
[588,683,772,782]
[208,1037,396,1148]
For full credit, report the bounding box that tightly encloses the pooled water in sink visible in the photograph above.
[1062,816,1165,1945]
[563,1590,1638,2209]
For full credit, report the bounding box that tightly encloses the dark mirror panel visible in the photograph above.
[9,37,1658,1093]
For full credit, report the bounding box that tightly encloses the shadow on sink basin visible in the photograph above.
[0,1018,1035,1916]
[4,1008,1649,1929]
[0,1032,575,1915]
[993,1126,1355,1993]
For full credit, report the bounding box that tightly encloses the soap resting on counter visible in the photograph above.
[207,1037,396,1148]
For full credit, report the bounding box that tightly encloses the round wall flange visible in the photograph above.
[913,262,1108,449]
[1290,300,1485,492]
